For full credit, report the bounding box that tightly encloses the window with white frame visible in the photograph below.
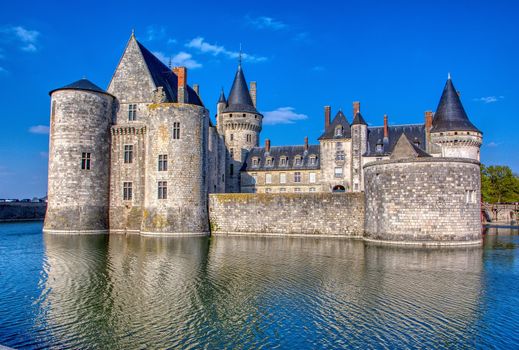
[295,156,302,166]
[280,173,286,184]
[309,172,316,183]
[334,167,343,178]
[265,173,272,184]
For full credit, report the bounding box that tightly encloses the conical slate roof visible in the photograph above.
[430,77,480,133]
[49,78,110,96]
[318,110,352,139]
[352,112,368,125]
[218,88,227,103]
[224,65,258,114]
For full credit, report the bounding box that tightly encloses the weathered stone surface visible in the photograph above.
[209,193,365,237]
[364,158,482,243]
[44,89,113,233]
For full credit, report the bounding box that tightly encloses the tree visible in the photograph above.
[481,165,519,203]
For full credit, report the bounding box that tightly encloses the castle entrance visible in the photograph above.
[332,185,345,193]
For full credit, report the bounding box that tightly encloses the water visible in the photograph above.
[0,222,518,349]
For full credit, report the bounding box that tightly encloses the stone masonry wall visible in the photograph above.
[44,90,113,233]
[209,193,365,237]
[364,158,481,244]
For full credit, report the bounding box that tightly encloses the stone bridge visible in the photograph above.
[482,203,519,225]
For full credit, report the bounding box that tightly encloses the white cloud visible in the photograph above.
[29,125,49,134]
[167,38,177,45]
[246,16,287,30]
[152,51,202,69]
[262,107,308,125]
[1,26,40,53]
[186,37,267,63]
[473,96,504,104]
[145,25,166,41]
[487,141,502,147]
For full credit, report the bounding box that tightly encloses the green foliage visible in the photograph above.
[481,165,519,203]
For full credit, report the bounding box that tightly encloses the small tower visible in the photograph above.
[351,101,368,192]
[216,88,226,134]
[218,64,262,192]
[44,79,114,233]
[430,75,482,161]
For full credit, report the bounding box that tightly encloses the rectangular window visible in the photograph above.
[294,188,301,193]
[354,183,359,191]
[280,188,286,193]
[335,167,343,178]
[280,173,286,184]
[123,182,133,200]
[294,172,301,183]
[230,164,234,176]
[295,157,302,166]
[265,188,272,193]
[466,190,476,204]
[124,145,133,164]
[246,134,251,142]
[158,155,168,171]
[128,104,137,121]
[309,187,316,192]
[173,122,180,139]
[309,172,316,183]
[230,148,234,158]
[81,152,91,170]
[265,174,272,184]
[158,181,167,199]
[280,157,287,166]
[230,134,234,141]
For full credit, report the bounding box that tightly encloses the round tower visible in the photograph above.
[351,101,368,192]
[140,100,209,236]
[44,79,114,234]
[219,64,262,192]
[430,75,482,161]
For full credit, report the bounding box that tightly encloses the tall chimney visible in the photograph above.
[324,106,331,129]
[265,138,271,152]
[250,81,257,107]
[173,66,187,103]
[383,114,389,139]
[353,101,360,117]
[193,83,199,96]
[304,136,309,151]
[425,111,433,153]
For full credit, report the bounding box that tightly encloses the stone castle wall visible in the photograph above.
[208,193,365,237]
[44,90,113,233]
[140,103,209,235]
[363,158,482,245]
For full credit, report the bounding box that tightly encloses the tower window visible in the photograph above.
[128,104,137,121]
[158,181,167,199]
[123,182,133,200]
[335,167,343,178]
[173,122,180,139]
[81,152,91,170]
[124,145,133,164]
[246,134,252,142]
[294,172,301,183]
[230,134,234,141]
[335,126,343,136]
[230,148,234,157]
[243,114,246,118]
[230,164,234,176]
[158,155,168,171]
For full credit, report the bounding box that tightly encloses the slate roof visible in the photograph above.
[138,41,203,106]
[218,88,227,103]
[365,124,427,157]
[242,145,321,171]
[318,111,352,140]
[390,133,431,160]
[224,65,259,114]
[352,112,368,125]
[430,77,480,133]
[49,78,112,96]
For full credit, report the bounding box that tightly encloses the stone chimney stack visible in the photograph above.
[265,138,271,153]
[250,81,257,107]
[173,66,187,103]
[353,101,360,117]
[304,136,309,151]
[324,106,331,129]
[193,83,199,96]
[425,111,433,152]
[383,114,389,139]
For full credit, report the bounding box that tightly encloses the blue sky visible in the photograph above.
[0,0,517,198]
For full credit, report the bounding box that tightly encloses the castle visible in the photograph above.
[44,33,483,245]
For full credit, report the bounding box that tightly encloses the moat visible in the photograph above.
[1,222,518,349]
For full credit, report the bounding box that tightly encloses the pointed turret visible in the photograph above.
[218,88,227,104]
[352,112,368,126]
[430,76,480,133]
[430,75,483,161]
[224,65,258,114]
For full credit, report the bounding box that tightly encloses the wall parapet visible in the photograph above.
[208,193,364,237]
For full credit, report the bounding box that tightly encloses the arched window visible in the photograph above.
[332,185,345,193]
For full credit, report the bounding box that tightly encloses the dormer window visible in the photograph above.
[335,126,343,136]
[252,157,260,167]
[376,144,383,153]
[295,156,302,166]
[280,156,288,166]
[266,157,274,167]
[309,155,317,165]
